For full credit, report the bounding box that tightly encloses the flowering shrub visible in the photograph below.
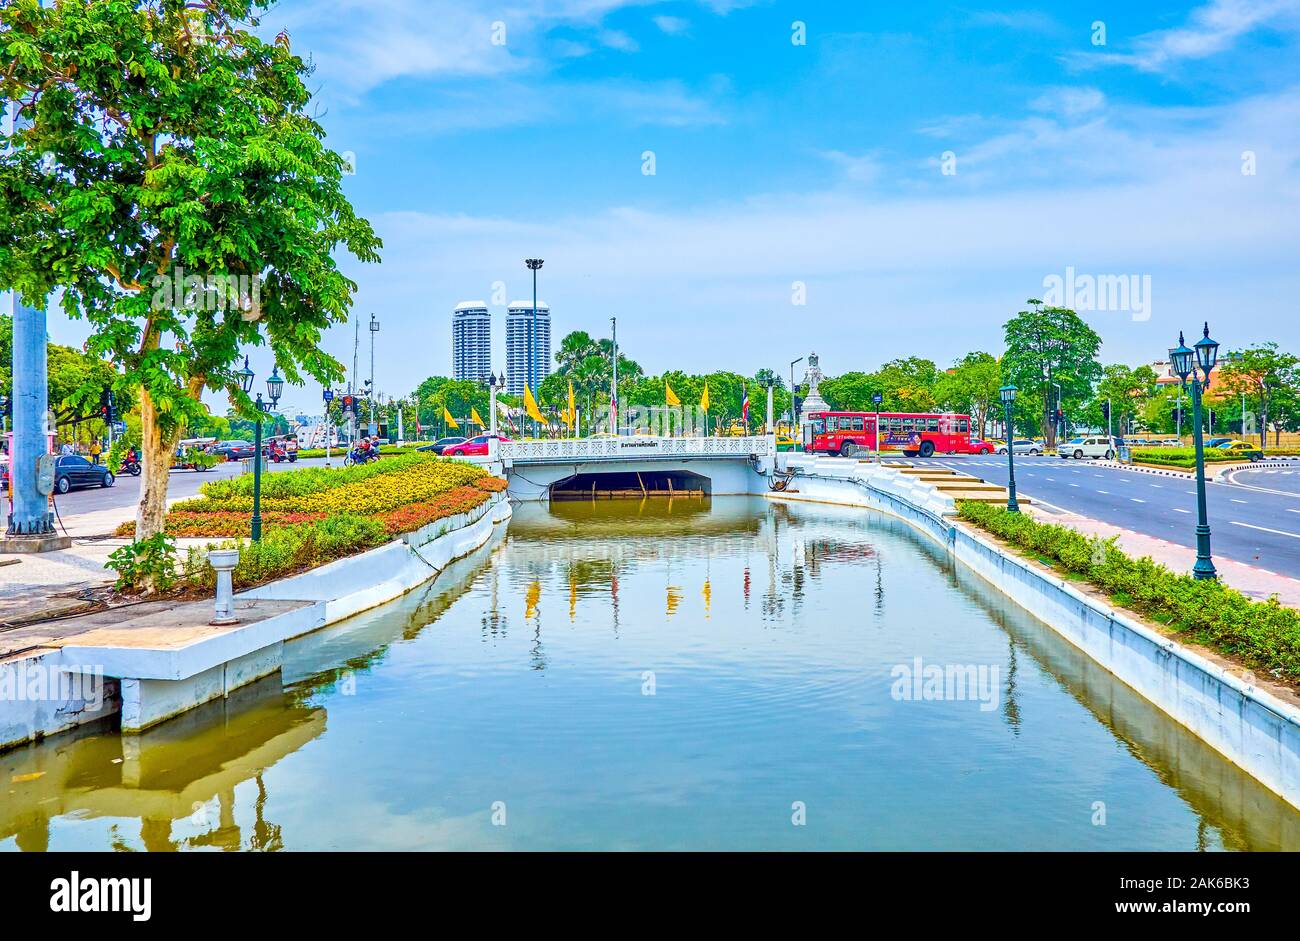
[160,455,507,590]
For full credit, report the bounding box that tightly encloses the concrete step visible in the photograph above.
[931,482,1006,492]
[898,467,956,476]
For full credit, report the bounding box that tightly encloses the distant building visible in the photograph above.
[452,301,491,383]
[505,300,551,396]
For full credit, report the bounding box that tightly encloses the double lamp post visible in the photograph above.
[235,356,284,541]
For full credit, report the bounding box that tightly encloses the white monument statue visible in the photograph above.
[798,351,830,426]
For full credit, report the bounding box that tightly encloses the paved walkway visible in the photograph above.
[1027,503,1300,607]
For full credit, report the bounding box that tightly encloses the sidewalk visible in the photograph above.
[1027,503,1300,608]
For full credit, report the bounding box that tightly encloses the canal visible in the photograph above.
[4,497,1299,850]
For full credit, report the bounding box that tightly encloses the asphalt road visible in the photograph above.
[36,456,337,521]
[909,454,1300,579]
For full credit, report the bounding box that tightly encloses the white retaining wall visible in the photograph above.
[773,454,1300,809]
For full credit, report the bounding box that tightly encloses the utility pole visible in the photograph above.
[3,33,66,550]
[369,313,379,434]
[525,259,544,438]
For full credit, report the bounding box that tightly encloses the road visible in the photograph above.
[908,454,1300,580]
[24,457,338,522]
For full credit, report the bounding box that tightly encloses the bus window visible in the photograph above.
[889,417,902,432]
[927,418,939,432]
[850,417,864,432]
[958,419,969,434]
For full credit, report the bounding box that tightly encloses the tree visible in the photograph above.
[1216,344,1300,447]
[819,371,882,412]
[1090,363,1157,434]
[1001,300,1102,449]
[0,0,380,563]
[875,357,939,412]
[933,352,1001,438]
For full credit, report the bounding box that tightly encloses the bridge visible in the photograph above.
[492,435,777,501]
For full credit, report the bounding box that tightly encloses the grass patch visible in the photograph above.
[957,500,1300,682]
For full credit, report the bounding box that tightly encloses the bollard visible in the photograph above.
[207,548,241,625]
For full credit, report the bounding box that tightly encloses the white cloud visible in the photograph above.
[1081,0,1300,72]
[1029,86,1106,118]
[819,150,884,185]
[599,29,640,52]
[652,15,691,34]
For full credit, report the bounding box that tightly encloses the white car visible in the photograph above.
[996,439,1042,455]
[1058,436,1118,460]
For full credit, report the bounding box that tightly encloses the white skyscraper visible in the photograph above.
[505,300,551,395]
[452,301,491,382]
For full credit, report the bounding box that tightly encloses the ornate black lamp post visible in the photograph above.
[1000,384,1020,513]
[237,357,283,541]
[1170,323,1220,580]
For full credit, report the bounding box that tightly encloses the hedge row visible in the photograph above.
[957,500,1300,680]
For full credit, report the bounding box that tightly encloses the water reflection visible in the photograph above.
[3,496,1298,850]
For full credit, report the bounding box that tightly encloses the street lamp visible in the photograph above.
[789,357,803,435]
[240,357,284,542]
[368,313,379,431]
[488,371,501,437]
[525,259,544,437]
[1170,322,1219,580]
[999,384,1020,513]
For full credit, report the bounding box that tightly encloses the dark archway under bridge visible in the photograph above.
[550,469,712,499]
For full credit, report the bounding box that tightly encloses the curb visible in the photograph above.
[1089,458,1300,480]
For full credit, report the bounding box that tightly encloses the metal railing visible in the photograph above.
[498,435,775,464]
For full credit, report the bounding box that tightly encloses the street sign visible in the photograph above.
[322,389,334,402]
[872,393,883,404]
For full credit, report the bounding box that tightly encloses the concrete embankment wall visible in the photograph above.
[772,454,1300,810]
[0,492,512,748]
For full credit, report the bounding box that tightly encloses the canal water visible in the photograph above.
[4,497,1299,851]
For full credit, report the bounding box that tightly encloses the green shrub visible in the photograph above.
[193,451,433,504]
[957,500,1300,680]
[1130,447,1250,468]
[107,533,178,593]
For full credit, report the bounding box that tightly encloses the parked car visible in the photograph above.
[1206,437,1233,449]
[996,439,1041,455]
[1157,438,1183,447]
[1057,436,1118,460]
[442,434,510,457]
[223,441,259,461]
[1215,440,1264,461]
[0,454,8,490]
[418,436,467,455]
[213,439,254,460]
[53,454,115,493]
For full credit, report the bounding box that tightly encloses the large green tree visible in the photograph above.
[1001,300,1102,448]
[933,351,1001,438]
[1216,344,1299,447]
[0,0,380,555]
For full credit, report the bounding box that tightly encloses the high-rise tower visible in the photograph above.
[452,301,491,383]
[505,300,550,395]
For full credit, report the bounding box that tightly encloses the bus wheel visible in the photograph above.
[902,450,918,458]
[919,441,935,458]
[840,442,859,457]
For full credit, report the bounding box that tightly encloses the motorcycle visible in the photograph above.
[343,446,380,467]
[118,458,142,476]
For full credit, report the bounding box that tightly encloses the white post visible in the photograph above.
[208,548,241,625]
[489,381,499,437]
[766,383,774,434]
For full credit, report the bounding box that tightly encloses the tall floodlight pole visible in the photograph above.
[3,10,62,549]
[1000,385,1020,513]
[610,317,619,436]
[525,259,544,438]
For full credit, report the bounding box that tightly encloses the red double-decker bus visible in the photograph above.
[804,411,993,458]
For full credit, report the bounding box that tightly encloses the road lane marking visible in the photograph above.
[1130,498,1146,503]
[1174,508,1191,513]
[1230,521,1300,539]
[1230,499,1248,504]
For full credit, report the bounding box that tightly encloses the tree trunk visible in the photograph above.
[135,387,179,543]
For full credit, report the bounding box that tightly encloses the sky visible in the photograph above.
[31,0,1300,415]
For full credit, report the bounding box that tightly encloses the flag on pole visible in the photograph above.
[700,383,710,413]
[665,381,681,407]
[470,407,485,428]
[742,386,750,428]
[524,384,546,425]
[567,380,576,425]
[442,406,458,430]
[610,387,618,429]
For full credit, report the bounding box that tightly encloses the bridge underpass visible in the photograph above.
[550,468,712,499]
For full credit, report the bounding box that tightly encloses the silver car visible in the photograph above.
[996,439,1042,455]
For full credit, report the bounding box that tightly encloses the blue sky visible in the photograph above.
[38,0,1300,411]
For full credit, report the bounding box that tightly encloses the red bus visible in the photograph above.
[804,411,993,458]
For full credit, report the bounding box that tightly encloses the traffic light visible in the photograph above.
[1100,401,1110,421]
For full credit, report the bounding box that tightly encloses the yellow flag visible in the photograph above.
[568,380,576,424]
[443,406,458,430]
[665,381,681,407]
[700,382,710,413]
[470,407,485,427]
[524,384,546,424]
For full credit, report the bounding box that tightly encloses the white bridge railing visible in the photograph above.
[498,435,775,464]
